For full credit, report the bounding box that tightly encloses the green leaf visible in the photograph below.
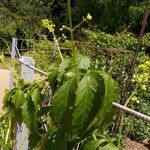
[22,99,39,134]
[48,68,58,85]
[72,53,91,70]
[60,78,77,134]
[57,59,70,82]
[3,88,18,108]
[81,139,106,150]
[100,143,119,150]
[0,53,5,64]
[81,134,119,150]
[41,130,67,150]
[31,87,41,109]
[88,71,119,130]
[51,78,77,126]
[72,72,98,132]
[12,90,25,109]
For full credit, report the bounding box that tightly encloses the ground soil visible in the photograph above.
[0,69,10,112]
[123,138,150,150]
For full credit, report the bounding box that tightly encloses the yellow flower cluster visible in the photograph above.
[131,96,139,103]
[134,73,149,83]
[42,19,55,33]
[132,59,150,94]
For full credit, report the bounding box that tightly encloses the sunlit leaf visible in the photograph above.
[57,59,70,82]
[72,53,91,70]
[31,87,41,109]
[12,90,25,109]
[81,134,119,150]
[0,53,5,64]
[51,77,77,126]
[72,72,98,132]
[88,71,119,130]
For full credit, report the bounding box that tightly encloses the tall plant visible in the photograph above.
[0,1,120,149]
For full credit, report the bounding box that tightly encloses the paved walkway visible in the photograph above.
[0,69,10,112]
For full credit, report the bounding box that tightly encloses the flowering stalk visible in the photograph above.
[67,0,74,50]
[42,19,64,61]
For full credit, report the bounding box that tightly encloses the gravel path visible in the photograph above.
[0,69,10,112]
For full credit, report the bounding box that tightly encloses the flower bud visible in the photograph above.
[86,13,92,21]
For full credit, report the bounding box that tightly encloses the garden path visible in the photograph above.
[0,69,10,112]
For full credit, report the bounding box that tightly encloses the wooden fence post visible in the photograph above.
[11,38,35,150]
[9,38,17,89]
[15,56,35,150]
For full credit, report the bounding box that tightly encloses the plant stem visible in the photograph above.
[117,85,138,149]
[5,114,11,144]
[53,34,64,61]
[117,114,124,149]
[73,19,85,31]
[124,85,138,107]
[67,0,75,50]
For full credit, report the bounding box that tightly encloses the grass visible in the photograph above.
[0,56,12,69]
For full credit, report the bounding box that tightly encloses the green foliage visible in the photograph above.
[122,54,150,141]
[1,52,119,149]
[81,132,119,150]
[124,117,150,141]
[41,130,67,150]
[76,0,149,33]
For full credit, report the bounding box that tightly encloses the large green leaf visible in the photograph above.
[81,138,119,150]
[51,78,77,126]
[57,59,70,82]
[81,139,106,150]
[3,88,18,108]
[22,99,39,134]
[88,71,119,130]
[71,53,91,70]
[48,68,58,85]
[12,90,25,109]
[31,87,41,109]
[60,78,77,134]
[72,72,98,132]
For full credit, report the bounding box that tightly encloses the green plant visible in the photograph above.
[122,54,150,141]
[0,4,120,149]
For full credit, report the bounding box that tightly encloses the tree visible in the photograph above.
[75,0,149,33]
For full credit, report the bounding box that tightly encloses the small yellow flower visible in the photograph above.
[42,19,49,26]
[131,79,135,83]
[142,73,149,82]
[86,13,92,20]
[145,61,150,66]
[138,64,147,70]
[141,85,146,91]
[131,96,138,101]
[42,19,55,33]
[137,76,142,83]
